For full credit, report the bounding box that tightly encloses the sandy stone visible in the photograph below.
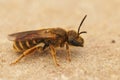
[0,0,120,80]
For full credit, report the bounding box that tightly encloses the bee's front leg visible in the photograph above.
[49,45,60,66]
[66,42,71,62]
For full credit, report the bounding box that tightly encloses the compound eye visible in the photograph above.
[71,40,74,44]
[69,39,78,46]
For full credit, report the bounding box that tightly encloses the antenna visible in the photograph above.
[78,15,87,35]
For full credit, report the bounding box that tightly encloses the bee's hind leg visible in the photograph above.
[10,45,39,65]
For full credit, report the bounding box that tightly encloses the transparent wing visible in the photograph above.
[8,29,56,41]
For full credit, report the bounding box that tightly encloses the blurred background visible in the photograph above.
[0,0,120,80]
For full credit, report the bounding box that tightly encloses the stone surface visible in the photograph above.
[0,0,120,80]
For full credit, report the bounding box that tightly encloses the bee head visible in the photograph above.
[67,15,87,47]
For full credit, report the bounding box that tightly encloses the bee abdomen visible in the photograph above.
[13,39,41,52]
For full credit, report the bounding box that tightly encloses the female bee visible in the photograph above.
[8,15,87,66]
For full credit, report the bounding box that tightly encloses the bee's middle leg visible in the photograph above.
[49,45,60,66]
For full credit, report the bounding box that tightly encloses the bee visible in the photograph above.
[8,15,87,66]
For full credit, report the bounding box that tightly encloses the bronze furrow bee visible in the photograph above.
[8,15,87,66]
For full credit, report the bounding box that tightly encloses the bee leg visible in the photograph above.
[10,46,37,65]
[37,46,43,52]
[49,45,60,66]
[66,42,71,62]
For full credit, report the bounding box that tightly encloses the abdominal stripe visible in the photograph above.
[13,41,22,52]
[13,39,41,52]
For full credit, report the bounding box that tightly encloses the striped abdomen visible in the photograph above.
[13,39,42,52]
